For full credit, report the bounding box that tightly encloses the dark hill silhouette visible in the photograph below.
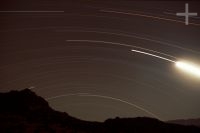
[0,89,200,133]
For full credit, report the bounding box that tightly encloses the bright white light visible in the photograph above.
[131,49,175,63]
[175,61,200,77]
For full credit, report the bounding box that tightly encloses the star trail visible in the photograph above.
[0,0,200,122]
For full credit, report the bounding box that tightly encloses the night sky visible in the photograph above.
[0,0,200,122]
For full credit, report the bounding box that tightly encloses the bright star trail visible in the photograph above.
[0,0,200,122]
[175,61,200,78]
[131,49,176,63]
[131,49,200,78]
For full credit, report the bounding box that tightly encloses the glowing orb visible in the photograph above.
[175,61,200,78]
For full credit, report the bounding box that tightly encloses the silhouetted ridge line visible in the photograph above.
[0,89,200,133]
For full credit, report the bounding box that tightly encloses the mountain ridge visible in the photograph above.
[0,88,199,133]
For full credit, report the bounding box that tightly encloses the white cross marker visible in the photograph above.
[176,3,198,25]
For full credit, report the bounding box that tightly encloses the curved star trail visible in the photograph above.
[46,93,160,119]
[66,39,177,60]
[131,49,175,63]
[62,28,200,54]
[100,9,200,26]
[0,0,200,122]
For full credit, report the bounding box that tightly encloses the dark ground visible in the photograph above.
[0,89,200,133]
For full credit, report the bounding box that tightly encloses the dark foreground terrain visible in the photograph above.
[0,89,200,133]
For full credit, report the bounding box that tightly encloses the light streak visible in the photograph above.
[175,61,200,78]
[46,93,160,119]
[66,39,177,59]
[0,11,64,13]
[131,49,175,63]
[100,9,200,26]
